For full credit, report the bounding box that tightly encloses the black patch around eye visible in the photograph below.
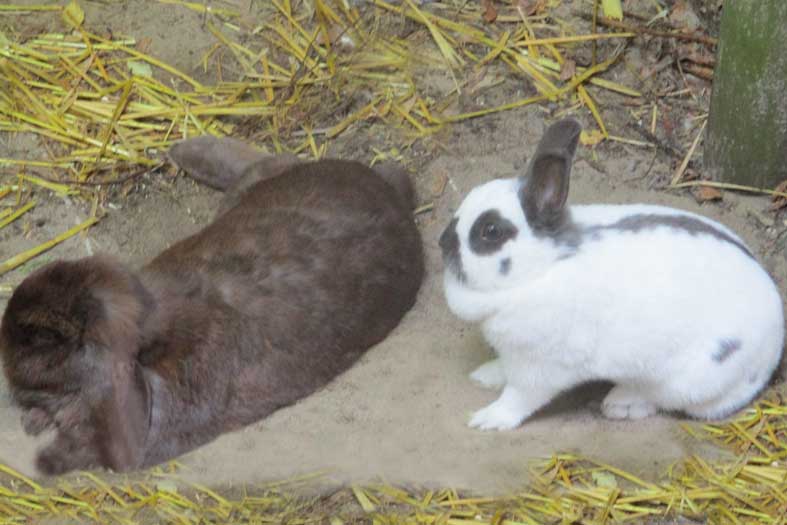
[469,210,518,255]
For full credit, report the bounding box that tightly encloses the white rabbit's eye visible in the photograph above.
[469,209,518,255]
[482,223,501,241]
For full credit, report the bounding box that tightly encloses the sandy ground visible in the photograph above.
[1,0,785,495]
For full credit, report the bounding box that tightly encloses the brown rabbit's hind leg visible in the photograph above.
[168,136,270,191]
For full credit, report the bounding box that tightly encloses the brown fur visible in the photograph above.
[0,139,424,475]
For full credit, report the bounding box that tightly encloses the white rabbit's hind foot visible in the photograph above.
[602,385,658,420]
[468,386,529,430]
[469,359,506,389]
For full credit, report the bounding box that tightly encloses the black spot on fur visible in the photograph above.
[468,210,518,255]
[713,338,742,363]
[554,213,752,259]
[499,258,512,275]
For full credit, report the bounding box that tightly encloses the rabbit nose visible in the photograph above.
[439,219,459,255]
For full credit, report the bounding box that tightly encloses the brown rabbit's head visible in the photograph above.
[1,255,151,405]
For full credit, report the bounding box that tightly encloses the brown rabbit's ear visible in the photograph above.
[67,264,151,471]
[168,136,269,190]
[519,119,581,233]
[91,357,149,471]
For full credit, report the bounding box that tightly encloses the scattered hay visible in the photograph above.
[2,1,778,282]
[1,0,642,283]
[1,388,786,524]
[1,4,785,522]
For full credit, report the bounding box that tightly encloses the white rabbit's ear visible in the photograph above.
[519,119,581,233]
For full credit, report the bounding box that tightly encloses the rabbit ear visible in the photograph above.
[168,136,268,190]
[519,119,581,233]
[82,268,151,471]
[92,357,149,471]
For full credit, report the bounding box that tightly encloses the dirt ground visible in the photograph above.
[1,0,786,495]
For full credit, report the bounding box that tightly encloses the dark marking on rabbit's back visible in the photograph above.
[600,215,752,257]
[550,213,752,259]
[713,338,742,363]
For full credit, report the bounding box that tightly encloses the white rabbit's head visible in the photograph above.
[439,118,582,291]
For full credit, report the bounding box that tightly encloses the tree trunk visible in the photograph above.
[704,0,787,189]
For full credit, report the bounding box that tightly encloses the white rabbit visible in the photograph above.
[439,118,785,431]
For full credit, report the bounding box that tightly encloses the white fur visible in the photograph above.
[445,178,785,430]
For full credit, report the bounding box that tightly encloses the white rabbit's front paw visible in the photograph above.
[469,359,505,389]
[468,386,529,430]
[602,385,658,420]
[469,401,524,430]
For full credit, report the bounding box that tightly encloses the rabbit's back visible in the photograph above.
[497,202,781,362]
[141,160,423,428]
[149,159,421,326]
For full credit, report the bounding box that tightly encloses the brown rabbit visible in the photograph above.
[0,137,424,475]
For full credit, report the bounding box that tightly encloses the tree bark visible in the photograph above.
[704,1,787,189]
